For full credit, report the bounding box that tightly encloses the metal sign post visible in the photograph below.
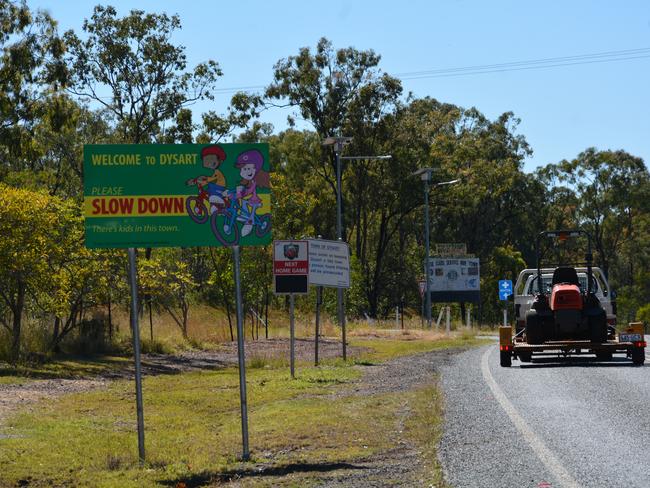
[499,280,513,330]
[127,247,146,465]
[232,245,250,461]
[315,286,322,366]
[289,293,296,379]
[446,306,451,336]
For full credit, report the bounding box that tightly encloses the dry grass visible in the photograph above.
[34,303,481,356]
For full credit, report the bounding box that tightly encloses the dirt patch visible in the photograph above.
[0,379,107,432]
[0,337,361,427]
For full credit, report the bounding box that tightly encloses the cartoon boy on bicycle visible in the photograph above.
[185,145,228,215]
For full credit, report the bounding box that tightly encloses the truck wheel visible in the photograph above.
[632,348,645,366]
[500,350,512,367]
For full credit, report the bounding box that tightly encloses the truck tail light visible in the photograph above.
[634,341,646,348]
[500,345,513,352]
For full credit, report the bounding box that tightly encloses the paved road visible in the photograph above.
[438,338,650,488]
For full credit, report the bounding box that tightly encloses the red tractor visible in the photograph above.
[525,230,607,345]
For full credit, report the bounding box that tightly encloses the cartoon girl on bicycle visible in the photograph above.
[234,149,269,237]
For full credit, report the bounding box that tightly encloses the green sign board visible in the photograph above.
[84,143,271,248]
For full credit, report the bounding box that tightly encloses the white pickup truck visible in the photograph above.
[514,267,616,332]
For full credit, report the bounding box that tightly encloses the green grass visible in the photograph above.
[0,333,484,487]
[405,384,450,487]
[351,333,489,362]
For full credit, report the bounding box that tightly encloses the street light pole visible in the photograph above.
[323,136,391,359]
[324,136,352,360]
[412,168,460,329]
[423,173,432,329]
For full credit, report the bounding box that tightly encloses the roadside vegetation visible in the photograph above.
[0,323,485,487]
[2,1,649,367]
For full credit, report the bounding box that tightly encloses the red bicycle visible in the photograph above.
[185,178,212,224]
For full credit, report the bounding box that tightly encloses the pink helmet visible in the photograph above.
[235,149,264,171]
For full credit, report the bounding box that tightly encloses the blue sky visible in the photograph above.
[31,0,650,173]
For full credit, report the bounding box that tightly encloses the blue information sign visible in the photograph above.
[498,280,513,301]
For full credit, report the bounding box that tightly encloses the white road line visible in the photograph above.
[481,348,582,488]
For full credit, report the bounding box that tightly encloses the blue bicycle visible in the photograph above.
[210,189,271,246]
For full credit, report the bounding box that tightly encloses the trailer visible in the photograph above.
[500,229,646,367]
[500,321,646,367]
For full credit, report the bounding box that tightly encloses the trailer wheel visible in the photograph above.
[518,351,532,362]
[632,348,645,366]
[500,350,512,367]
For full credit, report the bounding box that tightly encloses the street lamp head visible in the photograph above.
[412,167,435,181]
[435,178,461,187]
[322,136,353,147]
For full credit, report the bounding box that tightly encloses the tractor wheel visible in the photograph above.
[525,313,545,345]
[500,350,512,367]
[588,310,607,343]
[632,348,645,366]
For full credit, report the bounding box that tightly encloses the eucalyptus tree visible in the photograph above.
[63,5,222,144]
[0,0,67,178]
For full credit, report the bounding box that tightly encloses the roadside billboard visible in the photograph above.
[306,239,350,288]
[426,257,481,302]
[83,143,271,248]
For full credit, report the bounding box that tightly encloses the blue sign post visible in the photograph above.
[499,279,513,327]
[499,280,513,301]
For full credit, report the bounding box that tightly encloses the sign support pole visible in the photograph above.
[503,307,508,328]
[446,305,451,336]
[232,245,250,461]
[127,248,146,465]
[290,293,296,379]
[315,286,321,366]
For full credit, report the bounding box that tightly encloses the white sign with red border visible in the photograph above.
[273,240,309,294]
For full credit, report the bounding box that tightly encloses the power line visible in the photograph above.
[85,47,650,99]
[395,47,650,78]
[400,53,650,80]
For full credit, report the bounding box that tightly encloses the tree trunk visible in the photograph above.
[51,316,61,353]
[107,291,113,341]
[149,301,154,342]
[264,286,269,339]
[225,298,234,342]
[11,280,26,363]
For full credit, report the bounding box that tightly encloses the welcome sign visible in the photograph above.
[84,143,271,248]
